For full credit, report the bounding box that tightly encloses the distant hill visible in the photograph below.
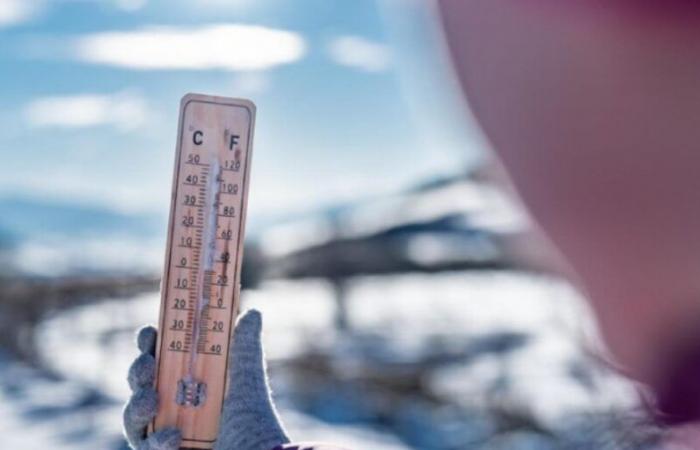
[262,170,528,279]
[0,196,162,242]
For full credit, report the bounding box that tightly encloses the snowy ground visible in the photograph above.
[15,270,644,449]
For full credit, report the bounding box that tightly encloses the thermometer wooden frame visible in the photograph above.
[150,93,256,449]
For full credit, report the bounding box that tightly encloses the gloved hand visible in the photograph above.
[123,309,291,450]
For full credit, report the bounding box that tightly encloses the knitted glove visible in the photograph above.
[123,309,290,450]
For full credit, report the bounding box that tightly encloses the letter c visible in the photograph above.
[193,130,203,145]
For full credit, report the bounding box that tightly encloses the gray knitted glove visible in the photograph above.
[123,309,291,450]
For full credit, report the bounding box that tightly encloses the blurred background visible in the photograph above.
[0,0,660,448]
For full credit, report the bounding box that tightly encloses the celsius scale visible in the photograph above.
[150,94,256,449]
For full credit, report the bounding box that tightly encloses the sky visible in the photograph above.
[0,0,486,224]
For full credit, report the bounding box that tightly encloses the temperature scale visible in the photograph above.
[151,94,256,448]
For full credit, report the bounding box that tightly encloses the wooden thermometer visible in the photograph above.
[151,94,256,449]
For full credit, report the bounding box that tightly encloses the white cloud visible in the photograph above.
[24,91,149,131]
[327,36,391,72]
[0,0,39,27]
[73,24,306,71]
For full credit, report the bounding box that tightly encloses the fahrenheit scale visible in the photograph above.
[151,94,256,449]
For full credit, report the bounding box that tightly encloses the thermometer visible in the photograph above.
[151,93,256,449]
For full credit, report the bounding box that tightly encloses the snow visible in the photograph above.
[26,270,643,448]
[0,355,123,449]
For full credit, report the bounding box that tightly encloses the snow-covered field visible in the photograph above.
[12,270,645,449]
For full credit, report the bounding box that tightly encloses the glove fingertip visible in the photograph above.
[226,309,269,396]
[234,309,262,339]
[137,326,158,355]
[230,309,264,366]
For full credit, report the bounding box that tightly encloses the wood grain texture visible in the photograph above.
[150,94,256,449]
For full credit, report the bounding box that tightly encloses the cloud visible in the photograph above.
[73,24,306,71]
[24,92,149,131]
[327,36,391,72]
[0,0,39,27]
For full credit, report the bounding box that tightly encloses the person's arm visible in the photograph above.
[123,310,349,450]
[437,0,700,424]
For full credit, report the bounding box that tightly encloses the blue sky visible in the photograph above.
[0,0,486,223]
